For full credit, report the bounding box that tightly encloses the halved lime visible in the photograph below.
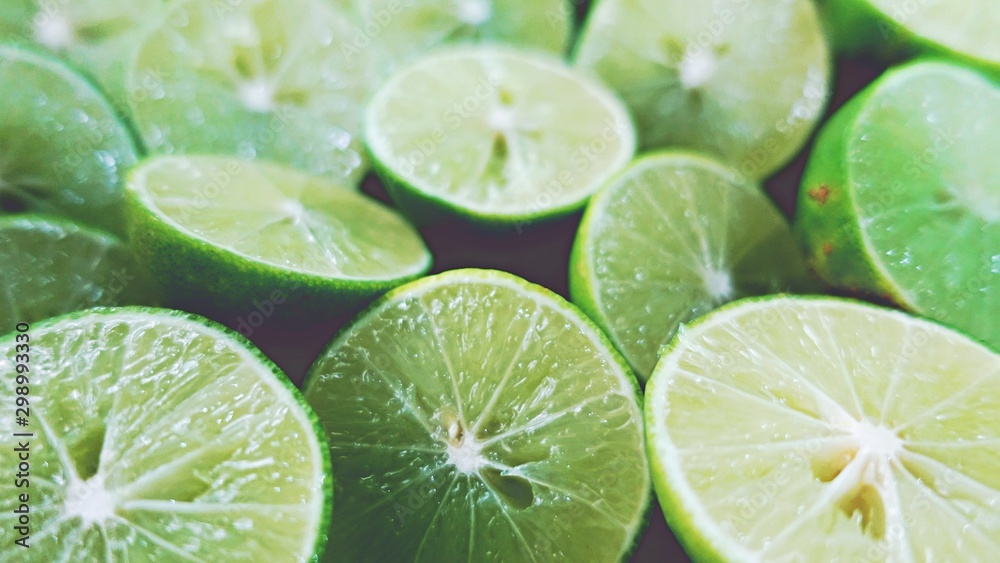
[0,307,331,560]
[646,296,1000,560]
[304,269,650,561]
[797,60,1000,351]
[334,0,572,68]
[822,0,1000,73]
[574,0,831,179]
[0,215,156,327]
[366,45,636,228]
[127,0,376,186]
[0,45,138,235]
[570,152,816,382]
[0,0,166,109]
[125,155,431,319]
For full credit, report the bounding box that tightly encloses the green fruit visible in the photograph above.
[571,152,816,382]
[125,155,432,320]
[0,45,138,235]
[366,45,635,229]
[304,269,650,561]
[575,0,831,179]
[797,59,1000,351]
[646,296,1000,560]
[0,307,331,561]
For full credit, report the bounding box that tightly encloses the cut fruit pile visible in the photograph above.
[304,270,650,561]
[646,297,1000,560]
[0,308,331,561]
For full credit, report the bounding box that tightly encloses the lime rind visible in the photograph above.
[0,306,332,561]
[365,45,636,229]
[645,295,1000,561]
[303,268,650,562]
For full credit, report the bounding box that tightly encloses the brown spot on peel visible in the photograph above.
[822,243,833,256]
[808,184,831,205]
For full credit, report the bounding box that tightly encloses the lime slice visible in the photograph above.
[366,45,636,228]
[646,296,1000,560]
[0,45,138,235]
[797,60,1000,351]
[127,0,376,186]
[335,0,572,68]
[125,155,432,319]
[0,215,157,327]
[0,0,166,109]
[574,0,831,179]
[304,269,650,561]
[570,152,816,382]
[822,0,1000,73]
[0,307,331,560]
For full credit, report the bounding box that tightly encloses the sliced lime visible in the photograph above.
[646,296,1000,560]
[575,0,831,179]
[0,215,157,327]
[797,60,1000,351]
[822,0,1000,73]
[125,155,431,318]
[304,269,650,561]
[0,45,138,235]
[335,0,572,68]
[127,0,376,186]
[0,0,166,109]
[366,45,635,228]
[571,152,816,382]
[0,307,331,560]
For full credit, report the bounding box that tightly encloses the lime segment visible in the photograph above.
[0,45,138,234]
[0,308,331,561]
[646,297,1000,561]
[127,0,375,186]
[125,155,431,317]
[571,152,816,382]
[0,215,156,327]
[304,269,650,561]
[575,0,831,179]
[797,60,1000,351]
[366,46,635,227]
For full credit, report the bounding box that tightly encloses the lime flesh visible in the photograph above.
[0,308,331,561]
[571,152,817,382]
[305,269,650,561]
[646,297,1000,560]
[574,0,831,179]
